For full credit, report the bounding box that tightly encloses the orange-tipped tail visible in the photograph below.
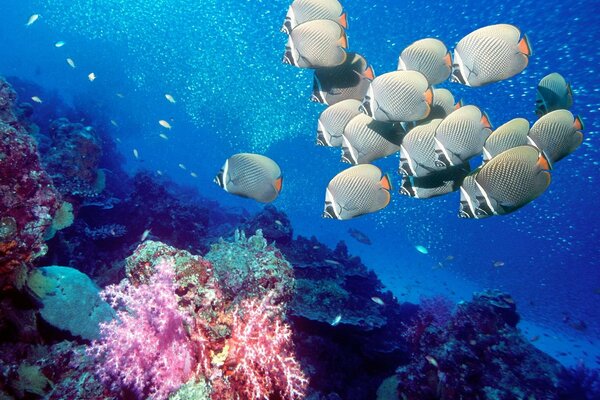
[274,176,283,192]
[338,12,348,29]
[424,87,434,105]
[480,111,492,129]
[518,34,532,56]
[573,115,584,130]
[380,174,393,191]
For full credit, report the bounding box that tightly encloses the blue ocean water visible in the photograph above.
[1,0,599,370]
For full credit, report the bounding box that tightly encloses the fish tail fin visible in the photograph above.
[338,12,348,29]
[573,115,584,130]
[380,174,393,191]
[424,87,434,105]
[443,52,452,68]
[518,34,533,56]
[454,99,464,109]
[538,150,553,171]
[274,176,283,193]
[480,111,492,129]
[363,65,375,80]
[339,31,349,49]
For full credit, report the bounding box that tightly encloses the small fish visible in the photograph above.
[434,105,492,167]
[323,164,392,220]
[159,133,169,140]
[88,72,96,82]
[398,38,452,85]
[312,52,374,106]
[165,94,176,103]
[341,114,405,164]
[324,259,341,265]
[445,255,455,261]
[316,99,363,147]
[331,314,342,326]
[190,172,198,178]
[156,170,163,176]
[66,58,76,68]
[451,24,532,87]
[31,96,43,103]
[140,229,151,241]
[133,149,139,159]
[282,0,347,35]
[110,119,118,127]
[178,163,187,170]
[363,70,433,123]
[215,153,283,203]
[415,245,429,254]
[116,93,125,98]
[528,109,583,163]
[54,40,66,48]
[493,260,505,268]
[283,19,348,68]
[459,145,551,219]
[159,120,172,129]
[536,72,573,117]
[425,355,439,368]
[348,228,371,245]
[26,14,40,27]
[371,296,385,306]
[483,118,530,162]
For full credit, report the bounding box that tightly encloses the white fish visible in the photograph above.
[26,14,40,27]
[190,172,198,178]
[116,93,125,98]
[159,120,172,129]
[88,72,96,82]
[110,119,118,127]
[133,149,139,159]
[331,314,342,326]
[159,133,169,140]
[415,245,429,254]
[54,41,66,48]
[165,94,176,103]
[156,170,163,176]
[371,297,385,306]
[31,96,43,103]
[140,229,151,241]
[66,58,76,68]
[178,163,187,170]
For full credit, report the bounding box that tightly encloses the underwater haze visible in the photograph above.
[1,0,600,398]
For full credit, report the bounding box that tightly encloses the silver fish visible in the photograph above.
[282,0,347,35]
[317,99,363,147]
[284,19,348,68]
[459,145,551,218]
[341,114,405,164]
[535,72,573,117]
[398,38,452,85]
[483,118,530,162]
[528,109,583,163]
[324,164,392,220]
[312,52,374,105]
[451,24,532,87]
[215,153,283,203]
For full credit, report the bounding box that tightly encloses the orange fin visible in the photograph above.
[424,87,434,105]
[274,176,283,192]
[338,12,348,29]
[573,115,584,130]
[363,65,375,80]
[454,99,463,110]
[480,111,492,129]
[518,34,532,56]
[380,174,392,191]
[538,150,552,171]
[443,52,452,68]
[339,32,348,48]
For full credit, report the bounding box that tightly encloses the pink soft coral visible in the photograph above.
[89,259,195,399]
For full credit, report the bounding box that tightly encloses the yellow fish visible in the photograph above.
[159,120,172,129]
[165,94,176,103]
[66,58,76,68]
[31,96,43,103]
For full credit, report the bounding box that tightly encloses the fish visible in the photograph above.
[140,229,151,241]
[341,114,405,164]
[493,260,505,267]
[323,164,392,220]
[215,153,283,203]
[116,93,125,98]
[451,24,532,87]
[425,355,439,368]
[66,58,76,68]
[535,72,573,117]
[283,19,348,68]
[415,245,429,254]
[363,70,433,123]
[110,119,118,127]
[31,96,43,103]
[434,105,492,167]
[54,41,66,48]
[156,170,163,176]
[178,163,187,170]
[190,172,198,178]
[398,38,452,85]
[483,118,530,162]
[133,149,139,159]
[316,99,363,147]
[311,52,374,105]
[400,162,471,199]
[165,94,176,103]
[399,119,443,177]
[458,145,551,219]
[371,296,385,306]
[159,120,172,129]
[159,133,169,140]
[26,14,40,27]
[331,314,342,326]
[528,109,583,163]
[282,0,347,35]
[88,72,96,82]
[348,228,371,245]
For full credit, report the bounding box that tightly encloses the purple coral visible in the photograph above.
[89,259,195,399]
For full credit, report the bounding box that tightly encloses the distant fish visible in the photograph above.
[348,228,371,245]
[451,24,532,87]
[331,314,342,326]
[312,52,374,105]
[215,153,283,203]
[415,245,429,254]
[178,163,187,170]
[110,119,118,127]
[528,109,583,163]
[159,133,169,140]
[54,40,66,48]
[316,99,363,147]
[371,296,385,306]
[156,170,163,176]
[323,164,392,220]
[66,58,76,68]
[398,38,452,85]
[116,93,125,98]
[133,149,139,159]
[493,260,505,268]
[425,355,439,368]
[159,120,172,129]
[31,96,43,103]
[140,229,151,241]
[26,14,40,27]
[282,0,347,35]
[88,72,96,82]
[283,19,348,68]
[190,172,198,178]
[536,72,573,117]
[165,93,176,103]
